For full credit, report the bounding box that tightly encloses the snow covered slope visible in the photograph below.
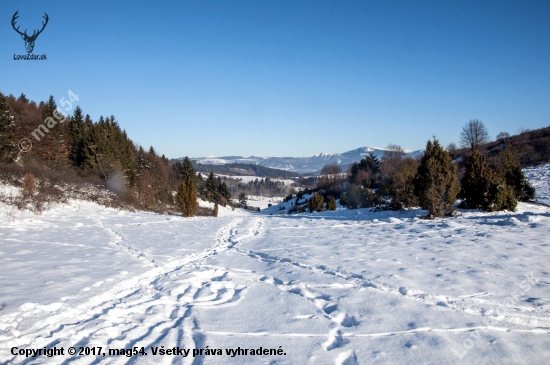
[190,146,424,174]
[524,163,550,206]
[0,166,549,364]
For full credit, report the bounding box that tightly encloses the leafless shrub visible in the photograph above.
[22,173,36,197]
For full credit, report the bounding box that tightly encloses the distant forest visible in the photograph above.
[188,161,299,179]
[1,92,548,218]
[219,176,290,197]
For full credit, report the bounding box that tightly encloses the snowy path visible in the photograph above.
[1,194,550,363]
[1,212,262,364]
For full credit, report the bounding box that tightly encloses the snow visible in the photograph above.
[0,166,549,364]
[524,163,550,206]
[243,195,284,210]
[198,199,246,217]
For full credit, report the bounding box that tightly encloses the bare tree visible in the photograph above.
[318,164,344,190]
[460,119,489,149]
[446,142,457,153]
[496,132,510,140]
[380,144,405,180]
[384,144,405,161]
[321,164,341,175]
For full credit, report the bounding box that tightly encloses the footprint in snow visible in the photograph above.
[333,312,359,327]
[335,350,358,365]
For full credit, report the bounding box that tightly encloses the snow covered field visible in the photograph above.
[0,167,549,364]
[243,196,284,210]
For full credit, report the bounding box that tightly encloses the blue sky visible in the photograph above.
[2,0,549,158]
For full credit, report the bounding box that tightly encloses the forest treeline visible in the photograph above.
[0,92,546,218]
[288,120,541,218]
[0,92,241,214]
[219,176,289,197]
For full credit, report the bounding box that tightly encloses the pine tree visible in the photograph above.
[17,93,29,103]
[349,152,381,188]
[196,172,205,197]
[213,202,219,217]
[484,182,517,212]
[308,193,325,212]
[461,148,518,212]
[460,148,494,209]
[218,182,231,206]
[238,192,247,208]
[360,152,380,174]
[414,138,460,218]
[0,93,15,163]
[41,96,70,166]
[176,157,196,181]
[497,146,535,201]
[205,172,219,202]
[68,106,85,167]
[177,176,198,217]
[326,196,337,211]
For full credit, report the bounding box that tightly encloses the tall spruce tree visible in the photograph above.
[205,172,219,202]
[176,157,196,181]
[68,106,85,167]
[177,176,198,217]
[414,138,460,218]
[0,93,15,163]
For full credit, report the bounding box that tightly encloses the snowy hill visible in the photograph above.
[0,165,549,364]
[189,146,424,174]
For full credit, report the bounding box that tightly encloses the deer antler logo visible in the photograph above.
[12,11,49,54]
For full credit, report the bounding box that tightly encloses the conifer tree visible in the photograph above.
[68,106,85,166]
[196,172,205,197]
[360,152,380,174]
[497,146,535,201]
[326,196,337,211]
[349,152,381,188]
[461,148,518,211]
[18,93,29,103]
[0,93,15,163]
[177,176,198,217]
[308,193,325,212]
[414,138,460,218]
[460,148,494,209]
[176,157,196,182]
[238,192,247,208]
[206,172,219,202]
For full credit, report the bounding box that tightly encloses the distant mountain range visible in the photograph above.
[187,147,424,174]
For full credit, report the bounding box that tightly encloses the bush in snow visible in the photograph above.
[326,196,337,211]
[460,148,517,212]
[22,173,36,198]
[414,138,460,218]
[308,193,325,212]
[497,146,535,202]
